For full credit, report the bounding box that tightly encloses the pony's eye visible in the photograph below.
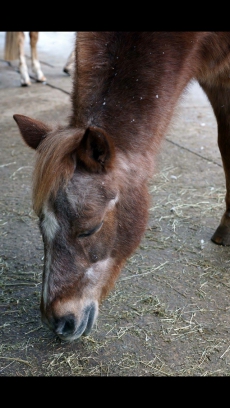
[78,221,103,238]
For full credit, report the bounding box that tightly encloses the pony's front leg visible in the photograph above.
[18,32,31,86]
[199,80,230,245]
[29,32,46,83]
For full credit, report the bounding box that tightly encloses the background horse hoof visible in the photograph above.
[63,67,71,76]
[36,78,47,84]
[35,74,47,83]
[21,81,31,87]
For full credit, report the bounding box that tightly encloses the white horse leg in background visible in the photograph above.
[4,32,74,86]
[27,32,46,84]
[4,32,46,86]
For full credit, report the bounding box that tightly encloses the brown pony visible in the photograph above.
[13,32,230,342]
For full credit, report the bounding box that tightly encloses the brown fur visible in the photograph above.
[13,32,230,341]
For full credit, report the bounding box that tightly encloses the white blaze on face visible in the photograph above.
[107,194,119,211]
[41,193,118,310]
[85,258,113,287]
[41,203,60,244]
[41,203,60,309]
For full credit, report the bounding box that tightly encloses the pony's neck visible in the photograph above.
[69,32,205,153]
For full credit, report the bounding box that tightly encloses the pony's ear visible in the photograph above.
[77,127,115,172]
[13,114,51,149]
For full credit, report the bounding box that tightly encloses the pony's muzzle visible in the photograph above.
[54,313,77,336]
[42,302,98,342]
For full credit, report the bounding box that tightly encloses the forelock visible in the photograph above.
[32,127,85,215]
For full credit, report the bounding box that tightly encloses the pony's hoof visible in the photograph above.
[211,225,230,246]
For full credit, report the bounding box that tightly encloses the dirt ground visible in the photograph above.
[1,32,230,377]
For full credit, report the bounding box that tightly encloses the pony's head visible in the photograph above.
[13,114,150,341]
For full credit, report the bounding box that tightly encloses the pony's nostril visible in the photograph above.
[54,314,76,336]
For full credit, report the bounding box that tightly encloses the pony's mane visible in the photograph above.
[33,127,85,214]
[70,32,155,129]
